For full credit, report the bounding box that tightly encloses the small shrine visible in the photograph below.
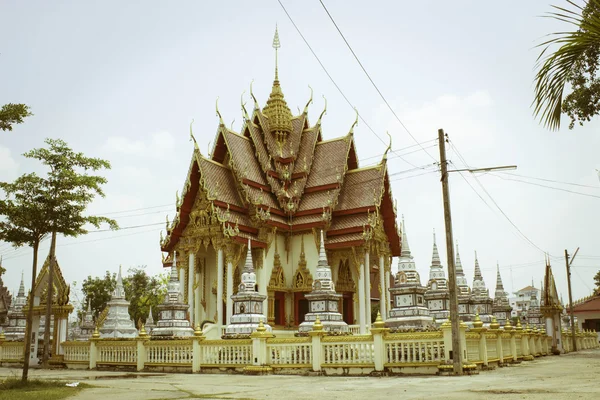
[386,217,430,328]
[540,256,563,353]
[99,266,137,338]
[152,254,194,338]
[470,252,493,324]
[424,232,449,322]
[145,305,156,334]
[492,264,512,324]
[224,238,270,338]
[74,300,95,341]
[4,272,26,341]
[455,245,473,322]
[298,231,348,334]
[0,259,11,328]
[27,254,73,365]
[527,280,543,328]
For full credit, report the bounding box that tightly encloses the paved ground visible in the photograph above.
[1,350,599,399]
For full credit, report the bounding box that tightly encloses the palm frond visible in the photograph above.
[533,0,600,130]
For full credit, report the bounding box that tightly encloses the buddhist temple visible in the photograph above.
[159,28,400,337]
[99,266,137,338]
[492,263,512,324]
[386,217,430,328]
[3,272,26,341]
[424,232,449,323]
[470,252,493,324]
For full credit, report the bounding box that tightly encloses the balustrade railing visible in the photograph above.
[63,341,91,363]
[97,340,138,365]
[384,332,444,364]
[200,339,252,366]
[267,338,312,366]
[322,335,374,366]
[146,340,192,365]
[2,323,596,374]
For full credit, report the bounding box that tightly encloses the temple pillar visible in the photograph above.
[188,252,195,326]
[178,264,185,301]
[379,255,386,320]
[226,261,233,325]
[358,261,366,334]
[259,250,268,319]
[194,268,202,325]
[217,248,224,327]
[385,262,391,318]
[364,251,372,328]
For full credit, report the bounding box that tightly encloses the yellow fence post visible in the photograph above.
[371,313,389,372]
[192,324,205,373]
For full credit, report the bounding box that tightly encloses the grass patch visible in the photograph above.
[0,377,89,400]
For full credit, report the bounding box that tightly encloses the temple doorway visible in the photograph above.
[294,293,310,326]
[273,291,286,326]
[336,260,356,325]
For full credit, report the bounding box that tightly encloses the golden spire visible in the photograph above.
[263,26,293,142]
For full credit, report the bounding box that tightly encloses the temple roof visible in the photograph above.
[160,35,400,257]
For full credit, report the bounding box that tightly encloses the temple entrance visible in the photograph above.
[342,293,354,324]
[336,260,356,325]
[294,292,309,326]
[273,291,286,326]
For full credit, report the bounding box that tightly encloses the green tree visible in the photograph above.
[533,0,600,130]
[123,266,168,329]
[81,271,117,320]
[0,173,55,381]
[22,138,118,367]
[594,269,600,289]
[0,103,32,131]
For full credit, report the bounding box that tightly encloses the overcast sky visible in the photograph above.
[1,0,599,311]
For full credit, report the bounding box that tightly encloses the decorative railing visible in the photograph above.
[97,340,137,365]
[322,335,374,366]
[0,341,24,361]
[267,338,312,366]
[63,341,91,363]
[200,339,252,366]
[3,323,597,375]
[146,340,192,365]
[465,333,481,362]
[385,332,444,364]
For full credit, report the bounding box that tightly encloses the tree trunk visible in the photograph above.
[41,231,57,367]
[21,240,39,382]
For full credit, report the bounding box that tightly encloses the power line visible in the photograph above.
[498,172,600,190]
[317,0,437,163]
[1,227,163,262]
[447,139,551,257]
[490,174,600,200]
[96,203,174,215]
[276,0,424,169]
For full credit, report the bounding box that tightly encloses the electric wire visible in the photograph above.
[317,0,437,163]
[276,0,424,169]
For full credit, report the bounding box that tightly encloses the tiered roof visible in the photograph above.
[160,31,400,256]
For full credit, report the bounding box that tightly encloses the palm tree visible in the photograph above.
[533,0,600,130]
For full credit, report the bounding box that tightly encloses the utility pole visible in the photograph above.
[438,128,517,375]
[565,247,579,351]
[438,128,462,375]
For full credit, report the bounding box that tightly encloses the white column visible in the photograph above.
[226,261,234,325]
[379,255,386,320]
[195,270,202,325]
[358,262,366,334]
[385,261,391,318]
[259,249,268,318]
[364,251,372,328]
[217,248,224,327]
[188,252,195,327]
[179,264,185,300]
[58,318,68,354]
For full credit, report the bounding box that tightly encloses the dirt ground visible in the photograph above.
[1,349,599,400]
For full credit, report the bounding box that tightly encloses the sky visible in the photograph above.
[1,0,600,312]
